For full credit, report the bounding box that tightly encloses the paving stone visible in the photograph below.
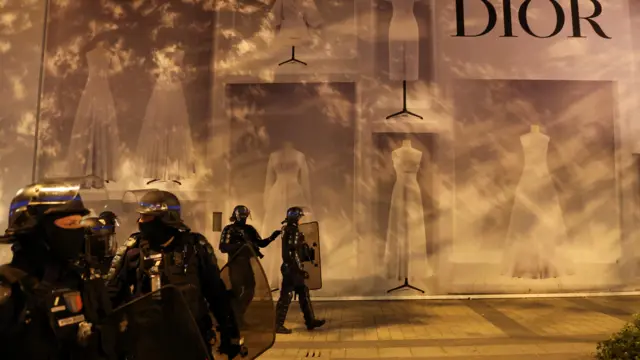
[264,297,638,358]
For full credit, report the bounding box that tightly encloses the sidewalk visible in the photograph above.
[261,295,639,359]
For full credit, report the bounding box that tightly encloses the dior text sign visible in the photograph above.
[454,0,611,39]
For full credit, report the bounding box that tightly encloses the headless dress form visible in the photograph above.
[136,49,195,182]
[503,128,573,279]
[272,0,323,46]
[273,0,323,66]
[384,141,430,282]
[387,0,420,82]
[66,44,120,183]
[384,0,422,119]
[261,147,312,287]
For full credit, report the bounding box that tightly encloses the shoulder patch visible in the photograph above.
[125,237,138,248]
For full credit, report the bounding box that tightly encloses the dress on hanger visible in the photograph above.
[136,49,195,181]
[272,0,324,46]
[387,0,420,81]
[383,145,431,281]
[503,131,573,279]
[261,148,312,287]
[66,45,120,182]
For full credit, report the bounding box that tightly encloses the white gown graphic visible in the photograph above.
[387,0,420,81]
[272,0,324,46]
[384,140,431,281]
[136,48,195,181]
[261,144,312,287]
[66,44,120,182]
[502,127,573,279]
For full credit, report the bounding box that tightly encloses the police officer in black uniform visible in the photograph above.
[275,206,325,334]
[0,182,116,360]
[219,205,281,324]
[82,216,117,274]
[105,190,243,359]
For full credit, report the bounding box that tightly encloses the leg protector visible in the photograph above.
[296,286,316,325]
[275,290,293,327]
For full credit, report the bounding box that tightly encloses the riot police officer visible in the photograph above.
[219,205,281,324]
[105,190,243,359]
[82,216,117,274]
[275,207,325,334]
[98,211,119,248]
[0,182,116,360]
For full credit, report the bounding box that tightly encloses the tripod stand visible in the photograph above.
[386,278,424,294]
[386,80,423,120]
[278,46,307,66]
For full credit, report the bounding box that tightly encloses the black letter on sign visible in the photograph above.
[500,0,518,37]
[519,0,565,38]
[453,0,498,37]
[569,0,611,39]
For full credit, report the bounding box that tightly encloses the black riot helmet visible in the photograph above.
[2,182,89,241]
[82,217,116,258]
[230,205,251,223]
[98,211,119,230]
[282,206,305,225]
[136,190,189,231]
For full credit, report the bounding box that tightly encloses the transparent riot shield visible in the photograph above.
[298,221,322,290]
[111,285,212,360]
[220,245,276,359]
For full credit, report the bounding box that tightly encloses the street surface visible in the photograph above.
[261,296,639,359]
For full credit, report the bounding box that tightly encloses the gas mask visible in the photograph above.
[43,220,86,260]
[139,217,175,244]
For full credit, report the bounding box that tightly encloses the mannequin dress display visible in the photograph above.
[385,0,423,120]
[272,0,324,66]
[502,125,573,279]
[136,47,195,185]
[384,139,430,293]
[66,42,120,186]
[261,142,313,289]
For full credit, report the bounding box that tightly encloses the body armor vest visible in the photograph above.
[137,238,209,324]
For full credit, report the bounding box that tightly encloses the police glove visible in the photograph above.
[219,336,244,359]
[269,230,282,241]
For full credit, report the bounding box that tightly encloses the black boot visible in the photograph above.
[298,287,325,330]
[276,325,293,334]
[275,291,293,334]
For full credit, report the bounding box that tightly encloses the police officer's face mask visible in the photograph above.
[138,216,173,243]
[44,214,86,260]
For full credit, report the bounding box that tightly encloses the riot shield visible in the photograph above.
[111,285,212,360]
[298,221,322,290]
[220,245,276,359]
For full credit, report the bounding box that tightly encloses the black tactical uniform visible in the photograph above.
[219,205,280,323]
[83,216,117,274]
[105,190,243,359]
[0,182,116,360]
[275,207,325,334]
